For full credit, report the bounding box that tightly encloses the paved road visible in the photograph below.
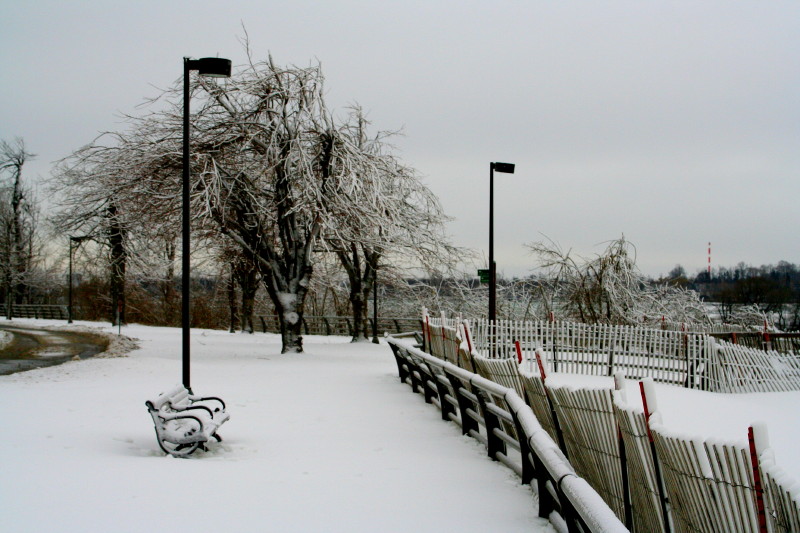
[0,324,108,375]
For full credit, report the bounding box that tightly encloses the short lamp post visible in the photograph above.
[488,162,515,324]
[183,56,231,389]
[68,235,91,324]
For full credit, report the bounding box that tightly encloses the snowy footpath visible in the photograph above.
[0,320,553,533]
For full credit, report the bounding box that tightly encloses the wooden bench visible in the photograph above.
[145,385,230,457]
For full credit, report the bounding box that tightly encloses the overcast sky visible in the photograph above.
[2,1,798,277]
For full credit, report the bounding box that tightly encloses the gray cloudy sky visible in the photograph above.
[2,1,798,277]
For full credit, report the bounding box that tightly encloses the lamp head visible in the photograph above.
[188,57,232,78]
[492,162,515,174]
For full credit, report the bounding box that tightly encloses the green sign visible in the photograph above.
[478,269,491,284]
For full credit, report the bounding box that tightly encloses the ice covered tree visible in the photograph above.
[0,138,38,316]
[320,108,458,341]
[188,57,457,351]
[50,53,457,352]
[49,128,186,325]
[526,236,710,325]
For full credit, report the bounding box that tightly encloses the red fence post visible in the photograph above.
[748,426,769,533]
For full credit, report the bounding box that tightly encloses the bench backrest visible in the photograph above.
[146,385,192,412]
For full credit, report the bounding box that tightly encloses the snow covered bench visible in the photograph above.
[145,385,230,457]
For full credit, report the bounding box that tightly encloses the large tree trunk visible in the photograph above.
[10,170,24,304]
[264,278,310,353]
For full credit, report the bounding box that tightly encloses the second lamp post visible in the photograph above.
[488,161,515,324]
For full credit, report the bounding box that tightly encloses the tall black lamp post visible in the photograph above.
[488,162,515,324]
[183,57,231,389]
[68,235,90,323]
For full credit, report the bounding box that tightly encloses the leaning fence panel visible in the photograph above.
[548,384,627,523]
[612,392,667,532]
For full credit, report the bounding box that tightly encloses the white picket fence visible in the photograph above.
[466,318,800,394]
[420,313,800,532]
[713,340,800,393]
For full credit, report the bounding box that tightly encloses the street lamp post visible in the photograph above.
[68,235,90,324]
[183,57,231,389]
[372,267,379,344]
[488,162,515,324]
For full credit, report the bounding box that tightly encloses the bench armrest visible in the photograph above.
[179,404,216,418]
[189,395,226,411]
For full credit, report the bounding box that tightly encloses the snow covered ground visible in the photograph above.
[1,319,798,533]
[0,319,552,533]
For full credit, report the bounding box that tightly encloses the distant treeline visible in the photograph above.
[659,261,800,329]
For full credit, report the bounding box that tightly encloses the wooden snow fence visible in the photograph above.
[712,340,800,393]
[470,319,708,387]
[471,355,526,398]
[759,449,800,533]
[769,334,800,355]
[472,355,527,442]
[612,391,669,533]
[426,316,800,532]
[649,419,766,532]
[547,384,627,524]
[423,313,466,368]
[518,368,562,448]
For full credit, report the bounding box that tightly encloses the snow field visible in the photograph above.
[0,320,553,533]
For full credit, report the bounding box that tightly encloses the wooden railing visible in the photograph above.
[3,304,69,320]
[257,315,422,337]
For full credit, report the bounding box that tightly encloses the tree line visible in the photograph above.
[663,262,800,330]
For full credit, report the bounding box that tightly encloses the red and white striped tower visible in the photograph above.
[707,242,711,276]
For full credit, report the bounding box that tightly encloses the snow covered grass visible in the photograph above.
[0,319,552,533]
